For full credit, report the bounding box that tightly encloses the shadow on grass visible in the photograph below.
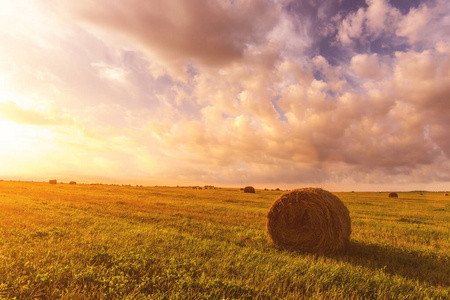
[328,241,450,287]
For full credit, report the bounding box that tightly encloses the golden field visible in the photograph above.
[0,181,449,299]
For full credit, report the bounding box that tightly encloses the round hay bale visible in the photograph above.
[244,186,255,193]
[267,188,351,253]
[389,192,398,198]
[445,193,449,196]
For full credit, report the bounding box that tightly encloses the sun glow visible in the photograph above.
[0,117,24,145]
[0,116,64,180]
[0,76,57,176]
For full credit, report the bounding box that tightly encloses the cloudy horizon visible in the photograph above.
[1,0,450,191]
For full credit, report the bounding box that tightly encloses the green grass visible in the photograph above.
[0,182,449,299]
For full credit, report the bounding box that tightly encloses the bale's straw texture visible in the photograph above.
[267,188,351,253]
[389,192,398,198]
[244,186,255,193]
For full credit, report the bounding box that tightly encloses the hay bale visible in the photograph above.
[267,188,351,253]
[445,194,449,196]
[244,186,255,193]
[389,192,398,198]
[69,181,76,185]
[49,180,57,184]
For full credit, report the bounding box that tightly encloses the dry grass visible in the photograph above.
[0,182,449,299]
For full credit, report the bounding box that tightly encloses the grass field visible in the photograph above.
[0,181,449,299]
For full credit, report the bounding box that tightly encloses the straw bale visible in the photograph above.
[244,186,255,193]
[267,188,351,253]
[388,192,398,198]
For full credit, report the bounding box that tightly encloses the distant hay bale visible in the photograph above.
[69,181,76,185]
[244,186,255,193]
[445,194,449,196]
[49,180,57,184]
[267,188,351,253]
[389,192,398,198]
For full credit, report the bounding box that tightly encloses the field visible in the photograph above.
[0,181,449,299]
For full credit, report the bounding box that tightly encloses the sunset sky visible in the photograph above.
[1,0,449,190]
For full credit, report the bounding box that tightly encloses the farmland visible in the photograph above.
[0,181,449,299]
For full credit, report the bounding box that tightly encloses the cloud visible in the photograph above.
[335,0,402,47]
[334,0,449,54]
[64,0,280,70]
[350,53,386,79]
[396,0,450,47]
[396,3,431,44]
[0,101,73,126]
[91,62,129,84]
[366,0,401,35]
[143,42,450,186]
[392,46,450,158]
[336,7,366,45]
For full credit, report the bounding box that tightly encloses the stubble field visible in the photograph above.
[0,181,449,299]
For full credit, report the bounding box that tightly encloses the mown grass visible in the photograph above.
[0,182,449,299]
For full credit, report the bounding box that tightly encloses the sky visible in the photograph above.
[0,0,449,191]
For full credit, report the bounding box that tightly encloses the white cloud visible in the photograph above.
[396,4,430,43]
[366,0,401,35]
[91,62,129,83]
[396,0,450,47]
[350,53,385,79]
[336,8,365,45]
